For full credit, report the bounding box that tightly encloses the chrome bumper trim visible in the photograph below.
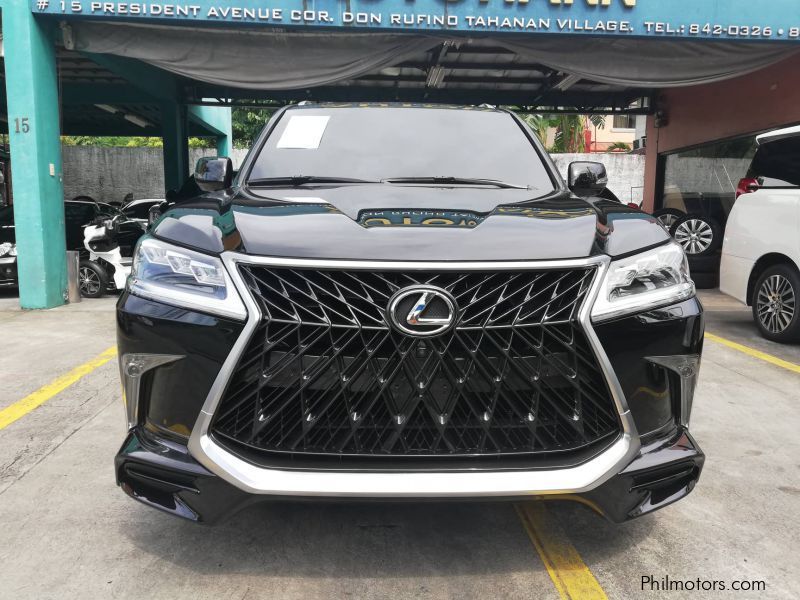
[120,352,183,430]
[188,253,641,497]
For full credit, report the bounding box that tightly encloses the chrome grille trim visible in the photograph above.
[212,265,617,459]
[188,253,640,497]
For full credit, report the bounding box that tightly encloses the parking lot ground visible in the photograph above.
[0,289,799,600]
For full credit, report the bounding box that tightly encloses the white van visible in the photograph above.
[720,125,800,343]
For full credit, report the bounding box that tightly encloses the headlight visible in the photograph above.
[129,237,246,320]
[591,242,695,321]
[0,242,11,257]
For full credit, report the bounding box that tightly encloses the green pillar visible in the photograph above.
[161,102,189,193]
[2,9,67,308]
[216,112,233,157]
[187,105,233,157]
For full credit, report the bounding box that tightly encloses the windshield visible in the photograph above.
[97,203,125,218]
[248,106,555,191]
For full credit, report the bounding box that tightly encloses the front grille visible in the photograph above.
[211,264,621,465]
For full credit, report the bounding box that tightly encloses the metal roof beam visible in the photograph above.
[185,85,651,114]
[79,52,181,102]
[61,83,158,105]
[357,74,550,86]
[60,119,161,136]
[397,61,549,72]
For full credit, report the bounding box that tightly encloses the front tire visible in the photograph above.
[752,264,800,343]
[653,208,685,230]
[79,260,108,298]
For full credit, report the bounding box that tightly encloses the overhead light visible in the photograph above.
[553,73,582,92]
[95,104,118,114]
[124,114,152,128]
[380,67,402,77]
[426,65,446,89]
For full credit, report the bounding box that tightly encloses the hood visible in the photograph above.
[151,184,669,261]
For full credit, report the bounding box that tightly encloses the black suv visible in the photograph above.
[116,104,704,523]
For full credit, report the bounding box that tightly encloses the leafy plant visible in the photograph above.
[550,114,606,153]
[232,108,275,149]
[606,141,632,152]
[519,114,549,146]
[517,112,606,153]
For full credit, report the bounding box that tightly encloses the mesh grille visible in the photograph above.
[210,265,621,463]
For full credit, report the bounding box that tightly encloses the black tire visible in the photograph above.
[687,253,721,274]
[751,264,800,343]
[652,208,686,231]
[78,260,108,299]
[691,271,719,290]
[670,215,723,257]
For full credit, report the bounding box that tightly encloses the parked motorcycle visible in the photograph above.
[79,214,140,298]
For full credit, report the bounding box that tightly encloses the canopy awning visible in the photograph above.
[67,21,797,95]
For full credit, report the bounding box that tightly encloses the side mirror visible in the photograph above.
[148,202,165,227]
[195,156,233,192]
[568,161,608,198]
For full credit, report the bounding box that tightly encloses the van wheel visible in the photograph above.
[670,215,723,257]
[652,208,685,230]
[79,260,108,298]
[752,264,800,343]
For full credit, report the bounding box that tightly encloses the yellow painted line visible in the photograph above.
[705,332,800,375]
[0,346,117,431]
[515,502,608,600]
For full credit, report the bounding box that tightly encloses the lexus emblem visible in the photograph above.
[387,285,457,337]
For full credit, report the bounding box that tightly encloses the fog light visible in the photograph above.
[121,353,183,430]
[645,355,701,427]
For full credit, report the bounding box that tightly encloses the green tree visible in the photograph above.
[517,112,606,153]
[519,114,549,146]
[232,107,275,149]
[61,136,213,148]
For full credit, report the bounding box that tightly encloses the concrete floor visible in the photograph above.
[0,288,798,599]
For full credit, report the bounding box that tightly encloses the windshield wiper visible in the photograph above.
[247,176,378,187]
[381,176,529,190]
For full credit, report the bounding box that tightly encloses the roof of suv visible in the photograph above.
[756,125,800,146]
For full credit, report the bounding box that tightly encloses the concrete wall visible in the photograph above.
[61,146,645,206]
[61,146,249,204]
[551,153,645,205]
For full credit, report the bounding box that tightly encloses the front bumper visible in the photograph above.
[116,423,704,524]
[116,262,705,523]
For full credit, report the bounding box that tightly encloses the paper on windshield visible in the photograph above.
[276,116,330,149]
